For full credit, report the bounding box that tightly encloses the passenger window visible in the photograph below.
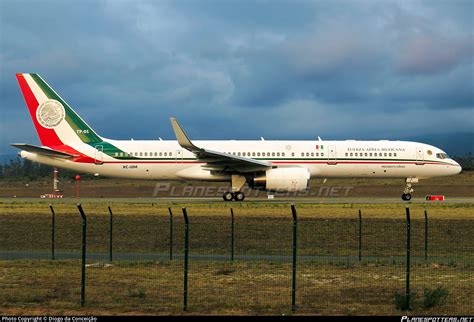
[350,153,353,157]
[365,153,368,157]
[321,153,324,157]
[277,152,280,157]
[369,153,372,157]
[257,152,260,156]
[282,152,285,157]
[394,153,397,157]
[301,152,304,157]
[316,152,319,157]
[389,153,392,157]
[291,152,295,157]
[384,153,387,157]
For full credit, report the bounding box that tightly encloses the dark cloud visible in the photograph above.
[0,0,472,153]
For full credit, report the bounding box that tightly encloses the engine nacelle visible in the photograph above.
[251,168,310,192]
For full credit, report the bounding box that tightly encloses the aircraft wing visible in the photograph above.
[11,144,77,159]
[170,118,272,173]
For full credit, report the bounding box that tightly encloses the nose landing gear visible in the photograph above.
[401,178,417,201]
[402,192,412,201]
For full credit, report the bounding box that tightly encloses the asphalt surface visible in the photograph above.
[2,197,474,204]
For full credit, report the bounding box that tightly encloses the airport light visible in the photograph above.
[75,175,81,201]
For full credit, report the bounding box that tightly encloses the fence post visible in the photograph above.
[230,208,234,262]
[182,207,189,311]
[169,207,173,261]
[77,204,87,307]
[108,206,113,262]
[50,205,55,260]
[358,209,362,262]
[405,207,411,311]
[424,209,428,262]
[291,204,297,312]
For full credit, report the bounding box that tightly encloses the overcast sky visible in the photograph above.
[0,0,473,154]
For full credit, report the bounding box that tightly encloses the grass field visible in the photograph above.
[0,201,472,315]
[0,260,472,315]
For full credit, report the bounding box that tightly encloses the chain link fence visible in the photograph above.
[0,202,472,315]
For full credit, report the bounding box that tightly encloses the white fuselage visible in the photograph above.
[21,139,462,181]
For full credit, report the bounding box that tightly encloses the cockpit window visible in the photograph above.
[436,153,449,159]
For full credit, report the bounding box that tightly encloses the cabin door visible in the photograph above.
[175,149,183,163]
[94,145,104,165]
[416,146,425,165]
[328,145,337,165]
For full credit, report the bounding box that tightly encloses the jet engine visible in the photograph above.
[251,168,310,192]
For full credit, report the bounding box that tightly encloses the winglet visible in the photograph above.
[170,117,199,151]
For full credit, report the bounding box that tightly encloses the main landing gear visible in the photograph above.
[222,191,245,202]
[401,178,418,201]
[223,175,246,202]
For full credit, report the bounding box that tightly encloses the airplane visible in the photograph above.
[12,73,462,201]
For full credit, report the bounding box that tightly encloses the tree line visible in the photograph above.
[1,153,473,181]
[0,158,94,181]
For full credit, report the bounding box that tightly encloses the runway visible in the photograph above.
[2,196,474,205]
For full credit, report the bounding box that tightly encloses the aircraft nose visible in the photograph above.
[454,162,462,174]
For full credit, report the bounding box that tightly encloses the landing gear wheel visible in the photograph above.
[234,191,245,202]
[402,179,415,201]
[223,191,234,202]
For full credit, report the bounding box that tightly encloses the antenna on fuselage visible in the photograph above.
[318,136,322,141]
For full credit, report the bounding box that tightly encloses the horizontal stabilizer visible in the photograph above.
[11,144,77,159]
